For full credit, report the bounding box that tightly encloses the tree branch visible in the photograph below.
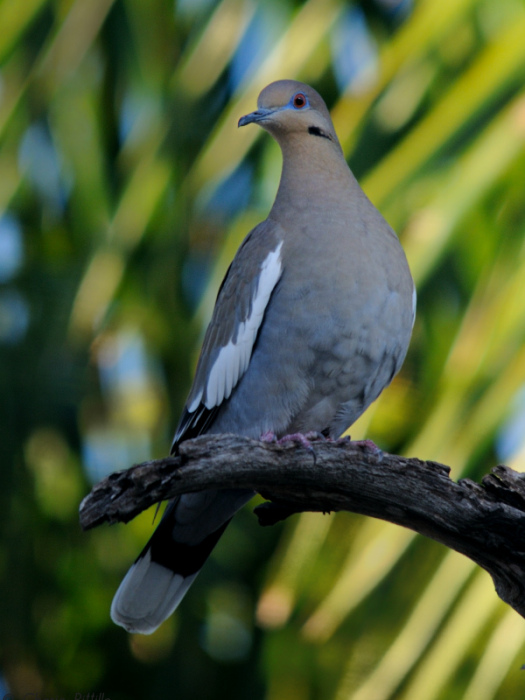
[79,434,525,618]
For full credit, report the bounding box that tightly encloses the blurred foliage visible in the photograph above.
[2,0,525,698]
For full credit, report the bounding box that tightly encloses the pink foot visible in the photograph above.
[339,437,383,459]
[278,431,329,449]
[259,430,323,463]
[277,432,316,451]
[260,430,326,446]
[353,438,382,453]
[260,430,277,443]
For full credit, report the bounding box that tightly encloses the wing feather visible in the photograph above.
[171,223,284,451]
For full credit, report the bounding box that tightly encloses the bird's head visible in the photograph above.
[239,80,339,147]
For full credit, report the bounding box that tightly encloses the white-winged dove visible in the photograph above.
[111,80,416,634]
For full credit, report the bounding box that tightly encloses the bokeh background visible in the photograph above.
[2,0,525,698]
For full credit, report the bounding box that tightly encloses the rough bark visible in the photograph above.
[79,433,525,618]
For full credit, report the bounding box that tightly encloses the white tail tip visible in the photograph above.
[111,549,198,634]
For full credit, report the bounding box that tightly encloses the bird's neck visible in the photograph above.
[270,136,359,222]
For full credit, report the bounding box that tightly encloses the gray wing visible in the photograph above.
[171,219,284,452]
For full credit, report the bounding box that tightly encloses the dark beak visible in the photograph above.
[238,108,274,127]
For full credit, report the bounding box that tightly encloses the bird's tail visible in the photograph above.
[111,488,253,634]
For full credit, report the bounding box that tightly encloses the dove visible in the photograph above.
[111,79,415,634]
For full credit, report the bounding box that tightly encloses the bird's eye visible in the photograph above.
[292,93,307,109]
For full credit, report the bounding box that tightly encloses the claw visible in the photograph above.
[277,432,319,465]
[351,438,383,460]
[354,438,381,451]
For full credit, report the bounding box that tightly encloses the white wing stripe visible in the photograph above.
[188,389,203,413]
[203,241,283,410]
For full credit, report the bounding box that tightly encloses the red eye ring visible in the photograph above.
[292,93,307,109]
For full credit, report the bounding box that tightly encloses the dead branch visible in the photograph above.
[79,433,525,618]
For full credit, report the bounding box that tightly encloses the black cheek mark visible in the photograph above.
[308,126,332,140]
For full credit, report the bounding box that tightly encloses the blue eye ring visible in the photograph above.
[292,93,308,109]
